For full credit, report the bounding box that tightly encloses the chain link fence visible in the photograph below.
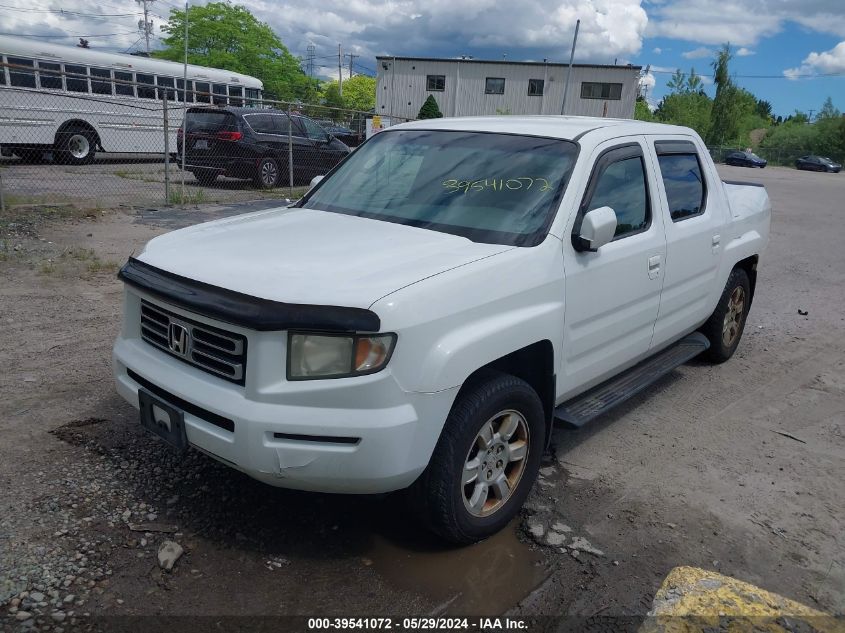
[0,67,412,214]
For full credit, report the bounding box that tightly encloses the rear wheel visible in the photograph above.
[409,371,545,544]
[55,129,96,165]
[253,157,280,189]
[700,267,751,363]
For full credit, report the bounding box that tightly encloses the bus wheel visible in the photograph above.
[56,129,96,165]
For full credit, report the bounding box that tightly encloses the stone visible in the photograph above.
[569,536,605,557]
[30,592,45,603]
[15,611,33,621]
[157,541,184,572]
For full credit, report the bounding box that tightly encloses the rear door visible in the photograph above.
[647,137,728,348]
[560,138,668,398]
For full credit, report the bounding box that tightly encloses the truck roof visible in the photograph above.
[393,116,695,143]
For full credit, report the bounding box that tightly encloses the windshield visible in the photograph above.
[300,129,579,246]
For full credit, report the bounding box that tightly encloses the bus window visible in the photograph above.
[228,85,243,106]
[8,57,36,88]
[195,81,210,103]
[38,62,62,90]
[176,78,193,103]
[245,88,260,106]
[91,68,112,95]
[65,64,88,92]
[136,74,156,99]
[212,83,227,105]
[157,76,176,100]
[114,71,134,96]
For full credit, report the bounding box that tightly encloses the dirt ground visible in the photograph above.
[1,165,843,631]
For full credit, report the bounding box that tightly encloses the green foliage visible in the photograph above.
[634,98,655,122]
[655,91,712,138]
[760,97,845,163]
[319,75,376,112]
[755,99,773,120]
[666,67,703,95]
[818,96,841,120]
[418,94,443,119]
[154,3,316,101]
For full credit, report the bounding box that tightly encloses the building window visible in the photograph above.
[485,77,505,94]
[528,78,544,96]
[580,82,623,100]
[426,75,445,91]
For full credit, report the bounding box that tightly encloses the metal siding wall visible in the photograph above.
[376,59,639,119]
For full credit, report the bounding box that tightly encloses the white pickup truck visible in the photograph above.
[113,116,770,543]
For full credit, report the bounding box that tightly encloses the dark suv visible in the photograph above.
[178,107,352,188]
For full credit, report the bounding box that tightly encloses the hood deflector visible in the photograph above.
[118,257,381,332]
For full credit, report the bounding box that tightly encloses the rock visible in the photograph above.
[666,522,677,529]
[63,595,75,604]
[30,592,45,603]
[551,521,572,533]
[157,541,184,572]
[545,531,567,546]
[15,611,33,621]
[569,536,605,557]
[146,513,157,522]
[51,611,67,622]
[527,520,545,539]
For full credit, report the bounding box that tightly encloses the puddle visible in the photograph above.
[368,520,546,616]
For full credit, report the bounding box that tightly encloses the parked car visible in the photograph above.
[795,155,842,173]
[315,119,363,147]
[177,107,351,188]
[115,118,771,543]
[725,151,767,168]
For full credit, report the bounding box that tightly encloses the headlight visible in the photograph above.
[287,332,397,380]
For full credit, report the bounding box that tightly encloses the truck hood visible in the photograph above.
[136,207,512,309]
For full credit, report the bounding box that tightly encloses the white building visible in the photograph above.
[376,56,641,120]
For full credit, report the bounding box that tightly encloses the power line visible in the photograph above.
[0,4,141,16]
[0,30,138,38]
[647,68,845,79]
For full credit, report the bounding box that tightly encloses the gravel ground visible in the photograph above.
[0,165,843,631]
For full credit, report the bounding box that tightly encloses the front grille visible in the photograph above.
[140,300,247,385]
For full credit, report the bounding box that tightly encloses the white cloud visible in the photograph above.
[682,46,713,59]
[736,47,756,56]
[647,0,845,46]
[652,47,662,54]
[784,40,845,79]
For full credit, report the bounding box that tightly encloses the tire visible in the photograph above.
[408,371,545,544]
[253,157,280,189]
[699,267,751,363]
[192,170,218,186]
[55,128,96,165]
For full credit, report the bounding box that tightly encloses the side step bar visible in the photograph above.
[554,332,710,428]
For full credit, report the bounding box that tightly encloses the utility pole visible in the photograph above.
[338,43,343,97]
[136,0,155,54]
[561,18,580,115]
[347,53,358,81]
[306,44,316,78]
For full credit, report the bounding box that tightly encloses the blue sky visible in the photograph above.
[2,0,843,117]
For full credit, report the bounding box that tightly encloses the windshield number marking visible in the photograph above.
[442,177,552,194]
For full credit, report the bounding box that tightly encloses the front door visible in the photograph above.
[559,139,667,399]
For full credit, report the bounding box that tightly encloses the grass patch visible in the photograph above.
[37,247,119,278]
[168,187,208,205]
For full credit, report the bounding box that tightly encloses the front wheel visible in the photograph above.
[700,267,751,363]
[409,372,545,544]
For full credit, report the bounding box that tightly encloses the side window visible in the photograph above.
[245,114,272,133]
[90,68,112,95]
[212,84,227,105]
[38,62,63,90]
[582,149,650,239]
[228,85,243,106]
[271,115,291,135]
[157,76,176,100]
[114,71,134,96]
[299,117,328,141]
[195,81,210,103]
[656,153,706,222]
[176,78,192,103]
[8,57,36,88]
[136,73,156,99]
[65,65,88,93]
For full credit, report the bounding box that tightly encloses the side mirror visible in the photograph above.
[574,206,617,252]
[309,175,325,189]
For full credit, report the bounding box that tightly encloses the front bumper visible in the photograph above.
[113,292,457,494]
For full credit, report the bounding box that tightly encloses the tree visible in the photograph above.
[418,95,443,119]
[755,99,773,120]
[818,96,841,120]
[634,97,654,122]
[154,3,316,101]
[655,91,712,138]
[665,67,703,95]
[707,44,750,145]
[319,75,376,114]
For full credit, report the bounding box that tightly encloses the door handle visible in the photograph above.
[712,234,721,253]
[648,255,661,279]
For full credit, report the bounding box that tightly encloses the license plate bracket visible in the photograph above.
[193,139,209,150]
[138,389,188,453]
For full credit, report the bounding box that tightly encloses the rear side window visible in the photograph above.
[8,57,36,88]
[65,65,88,92]
[655,141,706,222]
[272,115,291,135]
[244,114,273,133]
[185,110,236,132]
[583,152,650,238]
